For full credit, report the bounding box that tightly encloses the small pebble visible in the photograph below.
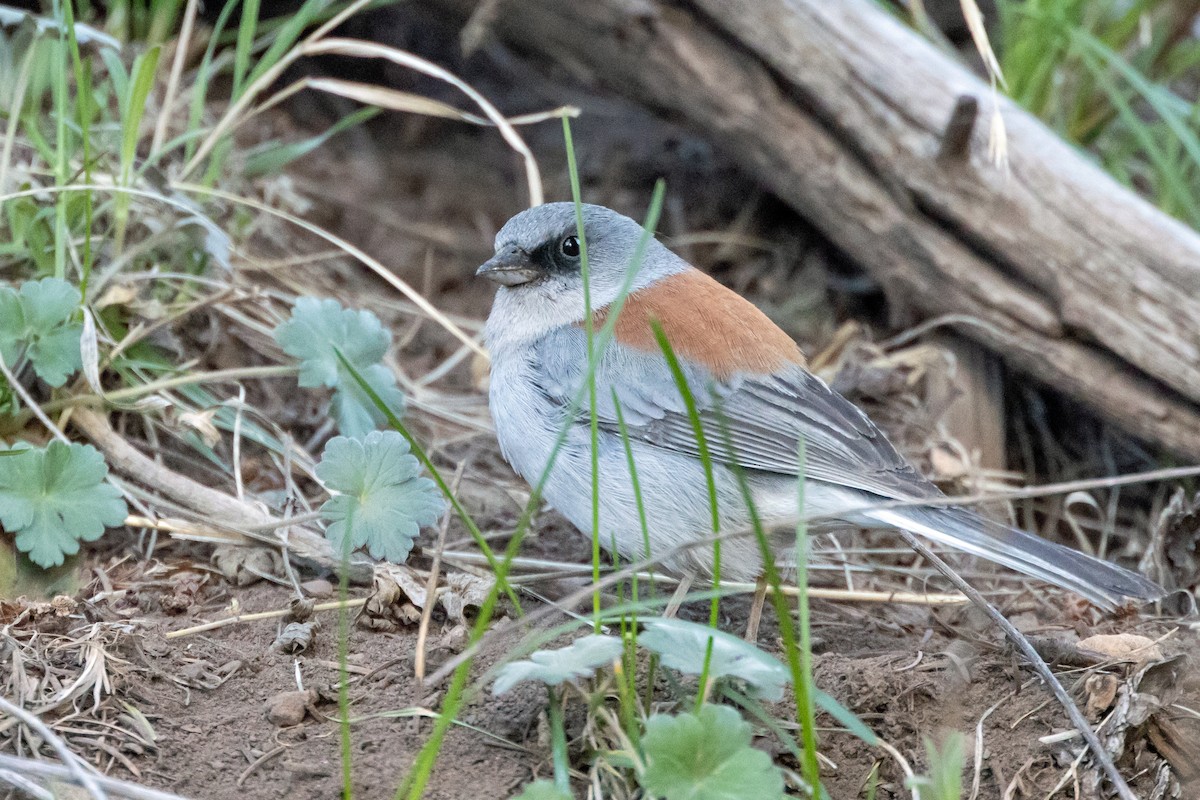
[264,689,315,726]
[300,579,334,599]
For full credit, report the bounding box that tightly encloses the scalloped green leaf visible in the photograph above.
[0,278,83,387]
[0,441,127,568]
[493,635,624,695]
[639,617,789,701]
[273,297,406,436]
[316,430,444,563]
[641,704,785,800]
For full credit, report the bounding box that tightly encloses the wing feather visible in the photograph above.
[531,328,934,501]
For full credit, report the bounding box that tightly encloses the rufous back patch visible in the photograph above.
[589,269,806,380]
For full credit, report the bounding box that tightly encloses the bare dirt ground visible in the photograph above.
[9,550,1196,799]
[5,20,1200,800]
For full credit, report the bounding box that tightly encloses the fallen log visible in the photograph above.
[430,0,1200,459]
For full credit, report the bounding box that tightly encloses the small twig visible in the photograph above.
[897,531,1139,800]
[970,693,1010,800]
[0,767,53,800]
[416,463,464,684]
[236,745,286,787]
[150,0,198,154]
[72,406,371,582]
[0,695,109,800]
[0,753,189,800]
[166,597,368,638]
[440,551,968,605]
[0,352,70,444]
[663,572,694,618]
[278,500,308,600]
[231,385,247,501]
[876,738,919,800]
[744,578,768,642]
[424,525,972,688]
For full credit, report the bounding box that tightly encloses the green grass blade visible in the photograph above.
[100,46,129,107]
[185,2,239,162]
[648,323,721,710]
[243,106,379,177]
[232,0,261,99]
[245,0,329,90]
[51,13,68,281]
[337,481,355,799]
[1074,44,1200,225]
[561,116,604,632]
[711,414,827,796]
[397,181,665,799]
[1069,29,1200,218]
[114,44,161,253]
[60,0,95,290]
[547,686,570,795]
[791,438,823,790]
[146,0,184,45]
[611,390,651,737]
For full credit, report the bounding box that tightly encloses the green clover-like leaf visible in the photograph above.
[493,635,624,695]
[0,441,128,568]
[316,430,444,563]
[273,297,406,436]
[639,617,789,701]
[509,780,571,800]
[0,278,83,387]
[641,704,784,800]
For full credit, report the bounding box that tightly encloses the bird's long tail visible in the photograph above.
[860,505,1164,610]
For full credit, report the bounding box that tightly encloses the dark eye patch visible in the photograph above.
[531,231,585,275]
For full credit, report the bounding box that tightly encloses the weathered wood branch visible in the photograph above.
[71,406,373,582]
[432,0,1200,459]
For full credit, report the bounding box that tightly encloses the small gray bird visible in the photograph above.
[478,202,1164,610]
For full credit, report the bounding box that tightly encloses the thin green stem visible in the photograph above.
[338,503,354,798]
[649,325,721,711]
[334,352,521,613]
[548,687,570,795]
[791,438,821,793]
[397,180,665,800]
[611,391,652,725]
[61,0,94,292]
[714,411,827,797]
[562,117,603,633]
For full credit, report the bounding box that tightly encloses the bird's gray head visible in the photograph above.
[477,203,688,347]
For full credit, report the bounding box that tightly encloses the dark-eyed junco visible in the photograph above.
[478,203,1163,609]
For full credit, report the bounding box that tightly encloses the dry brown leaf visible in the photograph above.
[212,545,282,586]
[439,572,492,624]
[360,564,429,631]
[273,621,317,654]
[1084,672,1119,718]
[178,408,221,448]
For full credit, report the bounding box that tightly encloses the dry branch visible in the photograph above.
[430,0,1200,458]
[70,406,372,583]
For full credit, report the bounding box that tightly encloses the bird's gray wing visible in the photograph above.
[529,329,1165,608]
[530,328,935,501]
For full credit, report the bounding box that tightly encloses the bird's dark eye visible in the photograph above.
[560,236,580,258]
